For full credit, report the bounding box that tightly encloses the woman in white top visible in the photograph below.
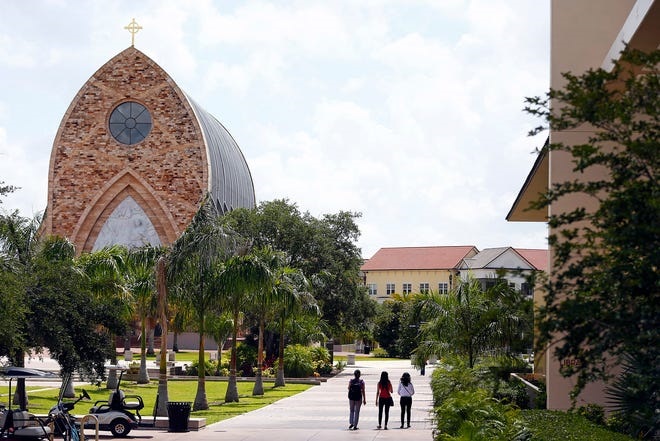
[397,372,415,428]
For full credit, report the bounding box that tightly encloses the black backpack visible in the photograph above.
[348,378,362,400]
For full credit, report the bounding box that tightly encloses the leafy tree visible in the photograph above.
[29,236,123,377]
[225,200,375,337]
[0,181,16,203]
[0,212,124,406]
[373,293,420,358]
[524,48,659,404]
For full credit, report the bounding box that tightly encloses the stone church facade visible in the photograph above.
[42,46,255,253]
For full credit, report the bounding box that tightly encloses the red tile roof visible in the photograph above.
[361,246,478,271]
[515,248,549,271]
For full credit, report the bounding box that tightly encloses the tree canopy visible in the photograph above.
[224,199,375,336]
[0,211,125,378]
[524,48,659,398]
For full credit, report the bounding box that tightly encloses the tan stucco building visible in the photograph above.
[507,0,659,410]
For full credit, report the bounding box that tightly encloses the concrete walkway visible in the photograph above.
[158,359,436,441]
[3,356,437,441]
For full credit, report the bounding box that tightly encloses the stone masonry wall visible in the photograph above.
[45,47,208,252]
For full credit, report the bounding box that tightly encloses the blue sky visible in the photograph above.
[0,0,550,258]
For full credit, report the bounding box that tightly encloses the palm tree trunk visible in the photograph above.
[275,317,286,387]
[252,318,265,395]
[193,325,208,410]
[224,310,240,402]
[138,317,150,384]
[156,257,170,417]
[147,321,155,356]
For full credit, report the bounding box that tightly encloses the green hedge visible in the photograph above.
[520,410,637,441]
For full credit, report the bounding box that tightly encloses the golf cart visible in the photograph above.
[87,367,144,437]
[0,367,54,440]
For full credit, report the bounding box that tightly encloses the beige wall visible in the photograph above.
[546,0,637,410]
[363,269,454,302]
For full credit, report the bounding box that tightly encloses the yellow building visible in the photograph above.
[361,246,478,303]
[507,0,659,410]
[361,246,547,304]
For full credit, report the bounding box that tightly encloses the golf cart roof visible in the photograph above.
[0,367,58,379]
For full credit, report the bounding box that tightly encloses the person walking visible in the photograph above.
[375,371,394,430]
[347,369,366,430]
[397,372,415,428]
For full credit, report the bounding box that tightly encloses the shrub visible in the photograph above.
[493,378,530,409]
[605,353,658,439]
[534,381,547,410]
[575,403,604,426]
[183,359,215,376]
[430,360,480,407]
[370,348,389,358]
[309,346,330,364]
[236,343,258,376]
[434,388,530,441]
[283,344,314,377]
[309,346,333,375]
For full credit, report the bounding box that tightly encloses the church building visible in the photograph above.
[41,33,255,253]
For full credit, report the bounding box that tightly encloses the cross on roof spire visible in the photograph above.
[124,18,142,47]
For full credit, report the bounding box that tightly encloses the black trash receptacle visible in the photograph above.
[364,346,370,355]
[167,402,191,432]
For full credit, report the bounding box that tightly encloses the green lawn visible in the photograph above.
[2,379,312,425]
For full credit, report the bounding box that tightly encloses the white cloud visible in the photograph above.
[0,0,550,258]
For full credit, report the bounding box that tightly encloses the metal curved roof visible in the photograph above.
[186,96,256,214]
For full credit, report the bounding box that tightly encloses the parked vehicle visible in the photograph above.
[87,368,144,437]
[0,367,54,440]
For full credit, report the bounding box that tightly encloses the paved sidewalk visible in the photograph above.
[158,359,436,441]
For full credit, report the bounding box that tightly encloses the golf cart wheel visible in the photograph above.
[110,419,131,437]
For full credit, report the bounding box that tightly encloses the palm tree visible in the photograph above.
[205,312,233,365]
[75,245,131,389]
[124,245,164,384]
[273,271,317,387]
[168,198,240,410]
[248,247,283,396]
[415,276,529,368]
[218,249,272,402]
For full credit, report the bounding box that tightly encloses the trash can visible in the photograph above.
[167,402,191,432]
[364,346,370,355]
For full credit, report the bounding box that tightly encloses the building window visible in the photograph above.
[521,282,532,297]
[419,283,430,293]
[368,284,377,296]
[438,282,448,294]
[402,283,412,294]
[386,283,396,295]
